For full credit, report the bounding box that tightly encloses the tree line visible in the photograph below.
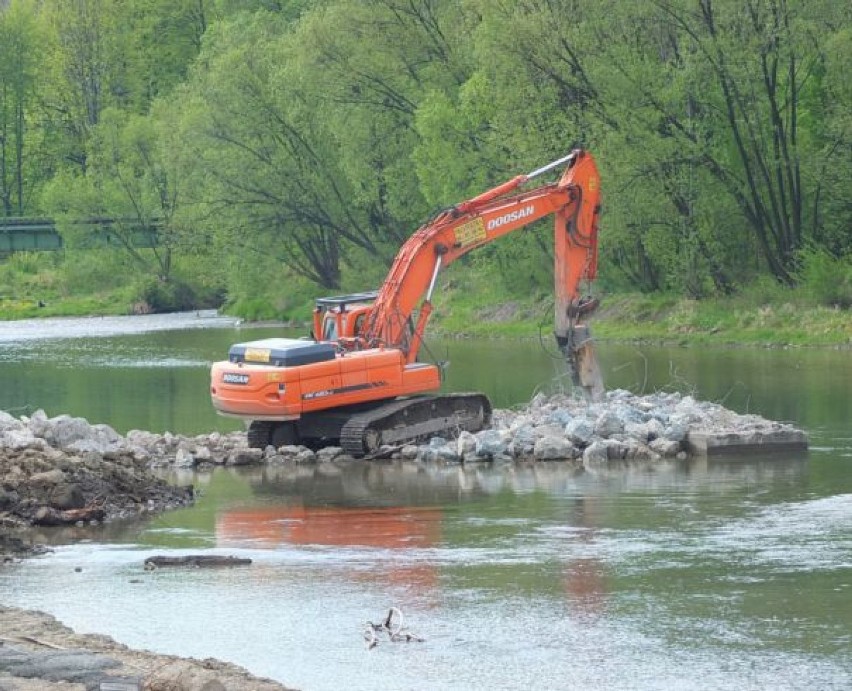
[1,0,849,309]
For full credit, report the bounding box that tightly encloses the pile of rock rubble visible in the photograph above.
[2,390,807,474]
[0,391,806,549]
[400,389,806,464]
[0,409,193,539]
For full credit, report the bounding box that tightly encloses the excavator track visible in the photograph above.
[339,393,492,457]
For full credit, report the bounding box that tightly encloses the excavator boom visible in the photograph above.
[362,149,603,397]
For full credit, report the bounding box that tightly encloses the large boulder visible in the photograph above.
[456,431,477,457]
[65,423,125,455]
[594,411,625,438]
[0,410,22,433]
[316,446,343,463]
[582,441,609,465]
[625,418,665,443]
[173,448,196,468]
[46,415,94,449]
[564,418,595,446]
[474,429,509,458]
[1,429,46,451]
[650,438,683,457]
[547,409,573,426]
[227,448,265,466]
[663,415,690,443]
[533,436,576,461]
[400,445,419,460]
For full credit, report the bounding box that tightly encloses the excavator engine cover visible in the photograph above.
[228,338,336,368]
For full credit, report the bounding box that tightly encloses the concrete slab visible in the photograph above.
[686,426,808,457]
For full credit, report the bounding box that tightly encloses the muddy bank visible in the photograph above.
[0,409,193,558]
[0,606,290,690]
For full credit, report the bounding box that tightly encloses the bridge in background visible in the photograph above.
[0,217,159,254]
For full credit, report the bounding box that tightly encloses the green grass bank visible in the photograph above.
[1,251,849,348]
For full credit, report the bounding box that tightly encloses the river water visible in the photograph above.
[0,312,850,690]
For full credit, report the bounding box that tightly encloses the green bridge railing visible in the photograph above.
[0,217,159,254]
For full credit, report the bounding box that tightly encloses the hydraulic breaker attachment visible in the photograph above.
[557,325,605,403]
[555,297,604,402]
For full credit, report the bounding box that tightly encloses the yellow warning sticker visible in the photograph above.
[455,217,487,247]
[244,347,271,363]
[588,177,598,192]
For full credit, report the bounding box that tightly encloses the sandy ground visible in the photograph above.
[0,605,292,690]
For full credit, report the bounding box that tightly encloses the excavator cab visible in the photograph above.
[313,291,378,344]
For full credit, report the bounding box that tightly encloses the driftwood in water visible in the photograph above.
[143,555,252,569]
[33,506,106,526]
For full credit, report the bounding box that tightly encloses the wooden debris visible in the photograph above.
[32,506,105,526]
[143,555,252,569]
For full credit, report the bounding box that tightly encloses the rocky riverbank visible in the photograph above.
[1,391,806,552]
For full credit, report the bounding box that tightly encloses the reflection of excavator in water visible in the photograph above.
[210,149,605,456]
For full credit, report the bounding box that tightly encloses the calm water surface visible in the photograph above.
[0,312,849,690]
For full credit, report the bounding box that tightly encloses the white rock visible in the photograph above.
[663,418,689,443]
[0,410,23,432]
[1,429,40,450]
[533,436,575,461]
[564,418,594,445]
[400,445,419,460]
[475,429,508,457]
[316,446,343,462]
[48,415,93,448]
[650,438,682,457]
[173,448,196,467]
[583,441,609,465]
[456,431,477,457]
[292,449,314,463]
[594,411,625,437]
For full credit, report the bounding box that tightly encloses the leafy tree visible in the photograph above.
[111,0,212,113]
[38,0,124,172]
[598,0,849,288]
[0,0,42,215]
[43,108,183,283]
[166,11,355,289]
[809,19,851,258]
[288,0,474,248]
[167,2,476,291]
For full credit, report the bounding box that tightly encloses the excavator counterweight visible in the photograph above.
[211,149,605,455]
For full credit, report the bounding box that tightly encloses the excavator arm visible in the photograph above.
[362,149,604,401]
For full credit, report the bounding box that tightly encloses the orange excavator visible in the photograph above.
[210,149,604,455]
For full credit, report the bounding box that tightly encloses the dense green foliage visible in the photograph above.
[0,0,850,317]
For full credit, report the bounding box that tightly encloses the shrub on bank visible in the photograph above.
[132,277,198,313]
[798,248,852,309]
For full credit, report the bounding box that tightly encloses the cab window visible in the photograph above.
[354,314,366,336]
[322,315,337,341]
